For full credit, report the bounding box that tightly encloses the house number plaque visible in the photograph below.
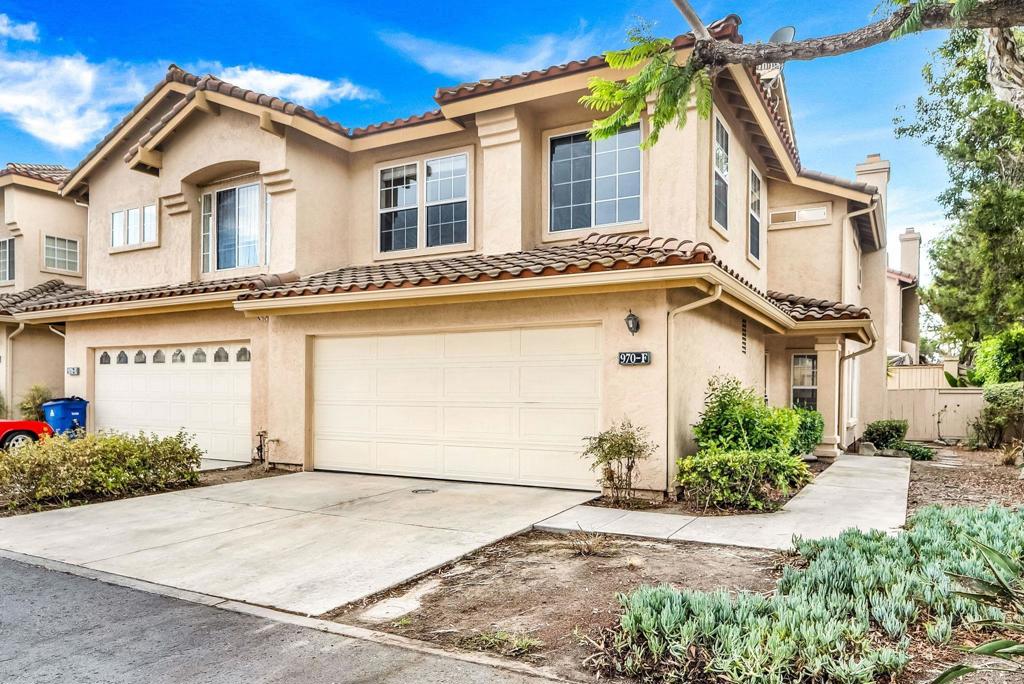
[618,352,651,366]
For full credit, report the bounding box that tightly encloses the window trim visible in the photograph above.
[41,234,82,276]
[373,145,475,261]
[0,237,14,284]
[790,351,819,410]
[710,114,731,238]
[200,179,268,274]
[541,121,646,242]
[109,203,160,253]
[747,162,763,267]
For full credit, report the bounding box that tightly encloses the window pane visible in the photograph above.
[0,239,8,280]
[792,354,818,388]
[201,194,212,273]
[236,184,260,268]
[549,132,593,231]
[593,124,641,227]
[216,188,238,269]
[143,204,157,243]
[126,208,141,245]
[426,200,468,247]
[111,211,125,247]
[749,215,760,259]
[792,388,818,411]
[380,164,418,252]
[714,173,728,229]
[380,208,417,252]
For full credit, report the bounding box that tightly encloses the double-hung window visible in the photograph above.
[45,236,79,272]
[378,151,470,254]
[549,124,641,232]
[201,183,261,272]
[111,204,157,248]
[748,167,762,260]
[791,353,818,410]
[0,238,14,282]
[713,118,730,231]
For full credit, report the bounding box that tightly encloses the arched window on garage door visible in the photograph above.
[192,348,207,363]
[99,352,111,365]
[214,347,229,363]
[116,351,128,365]
[236,347,251,362]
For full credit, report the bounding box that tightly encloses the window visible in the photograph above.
[549,124,641,232]
[45,236,79,272]
[214,347,229,363]
[379,163,418,252]
[0,238,14,281]
[116,351,128,365]
[236,347,251,362]
[214,184,260,270]
[770,205,828,226]
[99,352,111,365]
[172,349,185,364]
[713,118,729,231]
[192,348,207,363]
[425,154,468,247]
[264,193,272,265]
[792,354,818,410]
[153,350,166,364]
[748,168,762,260]
[134,351,146,364]
[111,204,157,248]
[201,194,212,273]
[847,356,859,423]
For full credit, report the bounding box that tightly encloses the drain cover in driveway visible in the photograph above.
[411,489,437,494]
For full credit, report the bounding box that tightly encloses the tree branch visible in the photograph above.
[694,0,1024,67]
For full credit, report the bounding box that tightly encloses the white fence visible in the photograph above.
[886,388,984,441]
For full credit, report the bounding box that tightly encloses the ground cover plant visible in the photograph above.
[587,504,1024,683]
[0,430,202,509]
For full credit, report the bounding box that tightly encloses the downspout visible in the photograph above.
[666,284,723,491]
[5,323,25,419]
[47,324,65,339]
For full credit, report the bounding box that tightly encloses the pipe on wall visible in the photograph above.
[5,323,25,418]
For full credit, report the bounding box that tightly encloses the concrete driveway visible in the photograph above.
[0,472,592,615]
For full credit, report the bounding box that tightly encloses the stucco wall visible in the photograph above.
[885,275,904,355]
[766,183,844,302]
[0,185,87,293]
[11,326,66,411]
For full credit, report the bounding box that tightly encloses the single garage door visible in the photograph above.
[94,342,252,463]
[313,325,602,490]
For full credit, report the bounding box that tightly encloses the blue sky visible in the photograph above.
[0,0,948,277]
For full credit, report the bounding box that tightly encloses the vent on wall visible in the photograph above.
[741,318,748,354]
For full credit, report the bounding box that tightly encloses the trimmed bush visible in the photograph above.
[791,407,824,456]
[588,504,1024,683]
[692,375,800,453]
[676,448,812,511]
[969,381,1024,448]
[863,419,909,449]
[0,430,202,509]
[17,384,54,421]
[896,440,935,461]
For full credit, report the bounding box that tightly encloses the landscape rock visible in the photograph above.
[859,442,877,456]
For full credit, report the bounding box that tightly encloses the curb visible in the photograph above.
[0,549,570,682]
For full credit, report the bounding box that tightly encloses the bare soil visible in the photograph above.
[908,447,1024,514]
[329,531,777,680]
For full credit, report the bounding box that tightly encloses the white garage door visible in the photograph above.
[313,325,602,490]
[94,343,252,463]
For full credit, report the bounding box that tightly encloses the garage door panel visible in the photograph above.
[444,366,516,399]
[520,407,599,442]
[519,365,600,401]
[377,405,437,435]
[315,438,374,469]
[519,448,595,488]
[315,336,376,364]
[443,406,514,437]
[443,445,516,479]
[444,329,517,358]
[317,368,374,400]
[376,441,441,474]
[316,403,374,434]
[379,333,443,360]
[377,367,441,399]
[521,325,599,357]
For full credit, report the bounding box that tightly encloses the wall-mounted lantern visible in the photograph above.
[624,310,640,336]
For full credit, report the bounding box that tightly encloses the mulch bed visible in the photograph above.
[908,447,1023,514]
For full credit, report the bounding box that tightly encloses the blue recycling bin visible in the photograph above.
[41,397,89,435]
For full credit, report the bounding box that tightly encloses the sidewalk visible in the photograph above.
[536,454,911,551]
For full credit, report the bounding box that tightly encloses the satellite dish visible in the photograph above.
[757,26,796,83]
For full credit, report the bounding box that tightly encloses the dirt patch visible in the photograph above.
[909,447,1023,514]
[328,530,777,680]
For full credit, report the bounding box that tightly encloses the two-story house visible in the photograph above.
[0,163,85,415]
[17,15,915,496]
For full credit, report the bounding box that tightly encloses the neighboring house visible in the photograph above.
[887,228,922,365]
[0,163,86,416]
[16,14,917,495]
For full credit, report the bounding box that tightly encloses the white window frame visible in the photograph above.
[0,237,14,283]
[748,164,763,265]
[769,202,832,230]
[110,203,159,251]
[790,352,819,410]
[42,235,80,274]
[711,115,730,236]
[846,355,859,425]
[543,122,644,239]
[200,181,266,274]
[424,153,470,250]
[373,146,474,260]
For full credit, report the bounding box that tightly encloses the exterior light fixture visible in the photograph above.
[624,310,640,336]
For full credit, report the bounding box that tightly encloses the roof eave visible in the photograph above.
[13,290,241,324]
[0,174,61,193]
[787,318,875,344]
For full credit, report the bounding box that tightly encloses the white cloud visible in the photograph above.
[379,24,600,82]
[209,65,376,106]
[0,14,38,42]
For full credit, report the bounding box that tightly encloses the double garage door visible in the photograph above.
[312,325,602,490]
[93,343,252,463]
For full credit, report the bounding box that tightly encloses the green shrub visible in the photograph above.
[791,408,824,456]
[588,504,1024,684]
[0,430,202,509]
[896,440,935,461]
[17,384,54,421]
[676,448,812,511]
[973,324,1024,385]
[692,375,800,453]
[969,381,1024,448]
[863,419,909,449]
[581,418,656,505]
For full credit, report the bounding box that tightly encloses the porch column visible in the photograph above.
[477,106,527,254]
[815,336,843,459]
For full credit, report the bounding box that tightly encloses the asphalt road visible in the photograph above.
[0,557,543,684]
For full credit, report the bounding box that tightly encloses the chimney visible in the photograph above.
[855,153,891,211]
[899,227,922,279]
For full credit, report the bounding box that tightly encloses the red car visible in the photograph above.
[0,420,54,450]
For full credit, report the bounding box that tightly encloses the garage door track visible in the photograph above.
[0,473,593,615]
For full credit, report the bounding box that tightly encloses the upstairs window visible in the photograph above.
[0,238,14,282]
[549,124,641,232]
[111,204,157,248]
[425,154,468,247]
[45,236,79,272]
[713,118,730,231]
[201,183,261,272]
[748,167,762,261]
[379,163,418,253]
[770,205,829,227]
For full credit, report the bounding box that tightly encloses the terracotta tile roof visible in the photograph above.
[16,274,275,314]
[0,280,84,315]
[744,66,800,170]
[0,163,71,184]
[887,267,917,284]
[766,291,871,321]
[349,110,446,137]
[799,168,877,196]
[434,16,743,104]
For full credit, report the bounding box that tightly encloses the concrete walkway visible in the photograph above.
[536,454,911,550]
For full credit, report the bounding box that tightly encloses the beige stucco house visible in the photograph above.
[14,15,919,495]
[0,163,85,416]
